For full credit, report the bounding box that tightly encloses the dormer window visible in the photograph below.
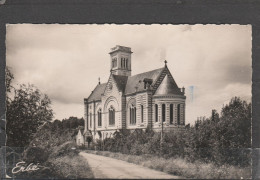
[143,78,153,89]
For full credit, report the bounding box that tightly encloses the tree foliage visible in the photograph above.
[6,67,14,94]
[29,117,84,152]
[6,67,54,147]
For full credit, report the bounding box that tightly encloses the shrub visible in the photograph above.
[23,146,49,163]
[49,141,78,159]
[49,155,94,179]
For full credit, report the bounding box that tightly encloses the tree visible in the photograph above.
[209,97,251,166]
[6,67,14,94]
[211,109,220,122]
[219,97,251,148]
[6,83,54,147]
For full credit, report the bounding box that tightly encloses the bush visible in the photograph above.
[49,141,78,159]
[49,154,94,179]
[23,146,49,163]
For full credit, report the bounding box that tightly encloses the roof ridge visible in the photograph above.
[153,67,166,86]
[130,67,164,78]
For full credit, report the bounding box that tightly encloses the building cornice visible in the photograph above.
[87,99,102,104]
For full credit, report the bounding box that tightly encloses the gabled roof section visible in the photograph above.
[88,83,107,102]
[125,67,164,95]
[155,74,183,95]
[112,75,128,92]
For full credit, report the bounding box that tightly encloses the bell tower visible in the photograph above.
[109,45,132,76]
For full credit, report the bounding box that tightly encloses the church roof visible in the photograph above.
[112,75,128,92]
[125,67,164,95]
[154,74,183,95]
[87,66,182,101]
[88,83,107,102]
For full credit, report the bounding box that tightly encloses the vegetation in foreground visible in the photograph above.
[7,141,94,179]
[86,150,251,179]
[15,117,92,179]
[94,97,251,165]
[6,67,93,179]
[89,97,251,179]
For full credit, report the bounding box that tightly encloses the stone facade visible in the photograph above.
[84,45,186,139]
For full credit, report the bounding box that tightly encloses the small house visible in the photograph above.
[76,129,84,146]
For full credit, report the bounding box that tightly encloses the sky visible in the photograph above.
[6,24,252,125]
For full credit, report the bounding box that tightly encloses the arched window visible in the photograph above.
[170,104,174,124]
[89,113,92,128]
[162,104,166,122]
[141,105,144,123]
[98,109,102,127]
[129,105,136,125]
[109,106,115,125]
[177,104,181,125]
[155,104,158,122]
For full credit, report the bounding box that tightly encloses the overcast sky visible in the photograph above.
[6,24,252,125]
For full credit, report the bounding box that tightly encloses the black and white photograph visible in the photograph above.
[5,24,252,179]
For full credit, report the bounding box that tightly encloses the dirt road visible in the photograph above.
[80,152,182,179]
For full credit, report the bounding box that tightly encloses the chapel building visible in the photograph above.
[84,45,186,139]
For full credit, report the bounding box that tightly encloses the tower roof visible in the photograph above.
[109,45,132,54]
[155,74,183,95]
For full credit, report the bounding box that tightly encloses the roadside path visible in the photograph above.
[80,152,183,179]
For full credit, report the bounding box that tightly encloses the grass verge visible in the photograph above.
[50,154,94,179]
[16,141,94,179]
[85,150,251,179]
